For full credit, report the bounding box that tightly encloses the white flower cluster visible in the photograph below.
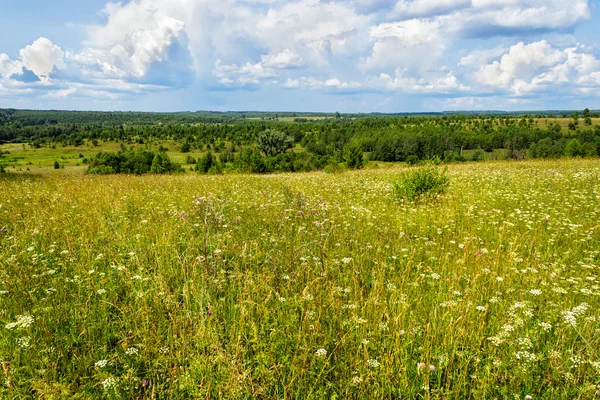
[5,315,34,330]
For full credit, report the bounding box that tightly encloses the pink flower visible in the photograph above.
[429,365,435,371]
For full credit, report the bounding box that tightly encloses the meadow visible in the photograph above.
[1,159,599,398]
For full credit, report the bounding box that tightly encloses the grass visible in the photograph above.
[1,159,600,398]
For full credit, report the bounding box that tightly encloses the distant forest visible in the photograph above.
[1,108,599,174]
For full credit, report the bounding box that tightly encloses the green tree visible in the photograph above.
[150,154,166,174]
[345,142,364,169]
[257,130,293,157]
[565,139,584,158]
[53,161,60,169]
[197,152,222,174]
[582,108,590,118]
[180,142,191,153]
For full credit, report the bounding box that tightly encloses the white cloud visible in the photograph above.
[41,87,77,99]
[387,0,471,19]
[372,69,470,93]
[475,41,566,88]
[19,38,65,80]
[365,19,445,73]
[261,49,304,69]
[0,38,65,83]
[471,41,600,95]
[214,59,275,86]
[0,54,24,78]
[286,76,362,90]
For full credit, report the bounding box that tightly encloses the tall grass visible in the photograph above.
[1,159,599,398]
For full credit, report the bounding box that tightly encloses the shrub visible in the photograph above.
[393,165,450,203]
[53,161,60,169]
[406,155,419,165]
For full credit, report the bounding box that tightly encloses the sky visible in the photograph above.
[0,0,599,113]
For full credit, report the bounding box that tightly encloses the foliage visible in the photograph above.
[344,142,364,169]
[196,152,222,174]
[393,164,450,202]
[180,142,191,153]
[88,150,183,175]
[257,129,294,157]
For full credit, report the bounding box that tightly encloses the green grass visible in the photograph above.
[1,159,600,398]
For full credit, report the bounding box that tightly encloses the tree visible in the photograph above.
[150,154,166,174]
[582,108,590,118]
[180,142,191,153]
[345,142,364,169]
[54,161,60,169]
[565,139,584,158]
[257,130,293,157]
[197,151,222,174]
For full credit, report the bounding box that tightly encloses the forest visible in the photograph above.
[1,108,599,174]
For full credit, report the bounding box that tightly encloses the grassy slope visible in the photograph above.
[0,159,599,398]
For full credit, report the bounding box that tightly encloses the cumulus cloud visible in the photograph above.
[365,19,445,72]
[0,38,65,83]
[261,49,305,69]
[472,41,600,95]
[371,69,470,93]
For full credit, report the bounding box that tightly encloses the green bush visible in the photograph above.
[393,165,450,203]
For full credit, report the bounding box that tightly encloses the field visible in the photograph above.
[1,159,599,398]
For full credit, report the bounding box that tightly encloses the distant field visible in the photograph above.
[1,159,599,398]
[0,141,211,173]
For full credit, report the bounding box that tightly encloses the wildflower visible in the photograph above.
[102,377,117,390]
[17,336,31,348]
[316,348,327,357]
[476,306,486,312]
[351,376,363,385]
[97,289,106,295]
[538,322,552,331]
[429,365,436,371]
[529,289,542,296]
[126,347,139,355]
[207,310,213,316]
[525,396,533,400]
[367,359,380,368]
[95,359,108,368]
[5,315,34,330]
[342,257,353,264]
[142,380,148,387]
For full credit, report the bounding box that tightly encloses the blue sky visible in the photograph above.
[1,0,599,113]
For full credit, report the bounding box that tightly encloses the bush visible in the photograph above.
[54,161,60,169]
[393,165,450,203]
[406,155,419,165]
